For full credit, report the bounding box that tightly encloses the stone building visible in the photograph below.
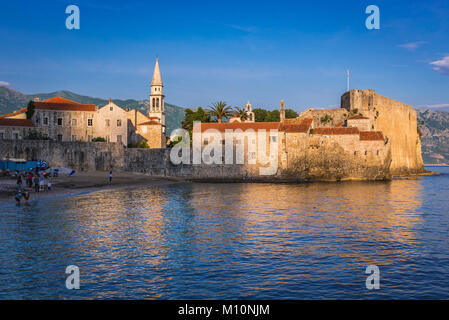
[97,99,128,144]
[194,98,391,181]
[0,59,167,148]
[32,97,97,142]
[0,118,34,140]
[146,58,166,145]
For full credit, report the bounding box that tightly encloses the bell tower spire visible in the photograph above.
[149,58,165,126]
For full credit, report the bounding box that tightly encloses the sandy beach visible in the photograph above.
[0,171,183,205]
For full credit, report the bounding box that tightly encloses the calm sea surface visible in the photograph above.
[1,167,449,299]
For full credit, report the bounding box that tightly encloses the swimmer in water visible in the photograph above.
[15,192,22,205]
[23,192,30,205]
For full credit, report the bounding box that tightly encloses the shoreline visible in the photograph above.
[0,171,184,205]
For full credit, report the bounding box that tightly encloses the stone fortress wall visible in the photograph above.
[0,137,391,182]
[341,89,424,174]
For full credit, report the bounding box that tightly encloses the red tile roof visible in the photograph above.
[30,96,96,111]
[41,96,82,104]
[34,101,96,112]
[312,127,360,135]
[139,120,163,126]
[280,118,313,133]
[0,118,34,127]
[0,107,27,119]
[348,115,369,120]
[359,131,384,141]
[198,122,281,132]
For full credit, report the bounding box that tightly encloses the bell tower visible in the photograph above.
[149,58,165,127]
[245,101,255,122]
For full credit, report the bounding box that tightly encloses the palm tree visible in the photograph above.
[207,101,233,123]
[234,107,248,122]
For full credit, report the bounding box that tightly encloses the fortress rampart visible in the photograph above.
[341,89,424,174]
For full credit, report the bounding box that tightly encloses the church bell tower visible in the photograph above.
[149,58,165,128]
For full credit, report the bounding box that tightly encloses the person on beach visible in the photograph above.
[28,172,33,188]
[33,175,39,192]
[39,177,45,191]
[109,171,112,183]
[17,176,23,192]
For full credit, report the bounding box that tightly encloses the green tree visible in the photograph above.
[253,108,268,122]
[181,107,211,135]
[25,101,35,119]
[265,110,280,122]
[137,140,149,148]
[207,101,233,123]
[285,109,299,119]
[234,107,248,121]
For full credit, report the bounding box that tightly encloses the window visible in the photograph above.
[36,116,40,124]
[249,152,256,160]
[88,119,93,126]
[117,135,122,144]
[0,132,4,139]
[204,137,209,145]
[43,117,48,125]
[57,134,63,141]
[270,136,277,143]
[13,132,19,140]
[72,119,77,126]
[57,118,63,126]
[117,119,122,127]
[105,119,110,127]
[110,106,113,111]
[71,135,77,141]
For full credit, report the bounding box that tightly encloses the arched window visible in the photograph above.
[156,98,160,110]
[152,98,155,111]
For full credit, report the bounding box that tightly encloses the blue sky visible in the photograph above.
[1,0,448,112]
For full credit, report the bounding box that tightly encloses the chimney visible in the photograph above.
[33,97,40,102]
[280,100,285,123]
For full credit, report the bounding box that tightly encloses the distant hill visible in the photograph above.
[418,109,449,165]
[0,86,185,134]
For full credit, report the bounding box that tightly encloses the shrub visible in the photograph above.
[92,137,106,142]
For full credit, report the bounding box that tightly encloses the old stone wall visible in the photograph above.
[298,108,348,128]
[0,138,391,181]
[341,89,424,174]
[0,140,125,171]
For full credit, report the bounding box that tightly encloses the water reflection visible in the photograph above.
[1,168,449,299]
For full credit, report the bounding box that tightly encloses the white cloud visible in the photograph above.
[0,81,10,86]
[430,56,449,74]
[398,41,426,51]
[423,104,449,109]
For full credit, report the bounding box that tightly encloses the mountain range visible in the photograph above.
[1,86,448,165]
[0,86,185,135]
